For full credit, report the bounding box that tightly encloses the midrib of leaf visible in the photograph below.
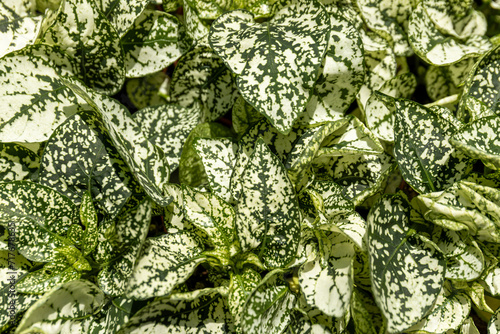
[380,228,417,279]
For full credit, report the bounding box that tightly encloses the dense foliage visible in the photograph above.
[1,0,500,333]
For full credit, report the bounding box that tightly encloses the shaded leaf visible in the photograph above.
[0,143,39,182]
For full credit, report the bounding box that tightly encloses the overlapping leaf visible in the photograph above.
[209,1,330,133]
[0,143,39,182]
[351,288,386,334]
[228,266,261,331]
[126,71,168,109]
[96,0,149,37]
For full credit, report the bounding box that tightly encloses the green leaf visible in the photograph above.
[425,58,474,102]
[170,45,239,122]
[232,95,264,136]
[209,1,330,134]
[228,266,261,331]
[0,143,39,182]
[351,288,386,334]
[241,269,297,334]
[133,103,201,172]
[235,139,301,268]
[38,114,132,219]
[408,3,492,66]
[0,181,77,262]
[125,231,205,300]
[299,231,354,317]
[16,280,105,333]
[0,5,41,58]
[80,192,98,256]
[86,297,133,334]
[64,78,172,207]
[393,98,472,194]
[40,0,126,94]
[119,290,233,333]
[96,0,149,37]
[97,199,152,296]
[367,194,445,333]
[122,10,183,78]
[183,2,210,43]
[0,44,85,143]
[489,307,500,334]
[126,71,168,109]
[300,10,364,126]
[193,138,237,202]
[451,115,500,170]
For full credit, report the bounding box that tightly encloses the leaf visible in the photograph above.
[408,3,492,66]
[209,1,330,134]
[97,199,152,296]
[241,269,297,334]
[126,71,168,109]
[86,297,133,334]
[351,288,386,334]
[122,10,183,78]
[367,194,445,333]
[425,58,474,102]
[228,266,261,331]
[16,280,105,333]
[38,113,132,219]
[299,10,364,126]
[0,181,77,262]
[119,290,233,333]
[451,115,500,170]
[0,7,41,58]
[232,95,264,135]
[0,143,39,182]
[299,231,354,317]
[96,0,149,37]
[125,231,205,300]
[133,103,201,172]
[0,44,85,143]
[80,192,98,256]
[193,138,237,202]
[235,139,301,268]
[64,78,172,207]
[489,307,500,334]
[40,0,126,94]
[170,45,239,122]
[393,98,472,194]
[183,2,210,43]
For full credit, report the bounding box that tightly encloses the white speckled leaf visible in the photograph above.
[122,10,182,78]
[425,59,474,102]
[351,288,386,334]
[97,0,149,38]
[300,10,364,126]
[299,231,354,317]
[125,231,205,300]
[185,0,273,20]
[489,308,500,334]
[241,269,297,334]
[367,194,445,333]
[85,297,133,334]
[40,0,125,94]
[0,143,39,182]
[235,139,301,268]
[64,78,172,207]
[365,72,417,142]
[183,2,210,42]
[16,280,105,334]
[408,3,492,66]
[209,1,330,133]
[228,266,261,331]
[0,8,41,58]
[97,199,151,296]
[393,98,472,194]
[126,71,168,109]
[0,181,77,262]
[170,45,239,122]
[119,290,233,333]
[232,95,264,135]
[0,44,86,143]
[193,138,237,202]
[133,103,201,172]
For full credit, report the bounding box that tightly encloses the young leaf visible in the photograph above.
[235,139,301,268]
[209,1,330,133]
[367,194,445,333]
[125,231,205,300]
[0,143,39,182]
[228,266,261,331]
[80,192,98,256]
[122,10,183,78]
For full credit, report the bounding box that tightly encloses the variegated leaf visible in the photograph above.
[40,0,126,94]
[367,194,445,333]
[299,231,354,317]
[489,307,500,334]
[64,78,172,207]
[125,230,205,300]
[80,192,98,256]
[408,3,492,66]
[185,0,273,20]
[38,114,132,219]
[0,7,41,58]
[0,44,85,143]
[236,139,301,268]
[241,269,297,334]
[96,0,149,37]
[351,288,386,334]
[119,290,233,333]
[0,181,77,262]
[365,73,417,142]
[183,2,210,43]
[126,71,168,109]
[451,115,500,170]
[393,98,472,194]
[232,95,264,136]
[300,10,364,126]
[16,280,105,333]
[0,143,39,182]
[193,138,237,202]
[86,297,133,334]
[209,1,330,134]
[97,199,151,296]
[133,103,201,172]
[122,10,182,78]
[228,266,261,331]
[458,44,500,122]
[170,45,239,122]
[425,58,474,102]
